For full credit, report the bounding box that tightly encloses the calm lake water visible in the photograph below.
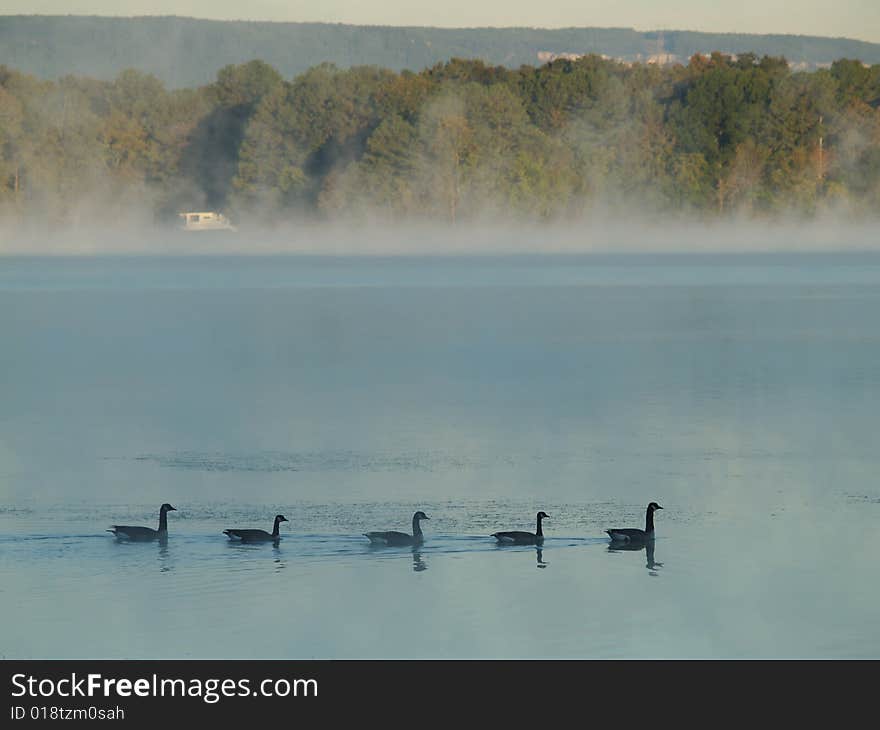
[1,252,879,658]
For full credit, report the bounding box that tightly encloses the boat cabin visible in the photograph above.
[178,211,237,232]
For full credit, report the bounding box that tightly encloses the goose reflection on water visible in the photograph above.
[491,542,548,568]
[271,539,286,570]
[607,539,663,576]
[362,541,428,572]
[157,539,173,573]
[225,536,282,549]
[412,548,427,572]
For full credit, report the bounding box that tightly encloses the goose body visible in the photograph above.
[108,503,176,541]
[365,511,429,546]
[492,511,549,545]
[224,515,288,543]
[606,502,663,543]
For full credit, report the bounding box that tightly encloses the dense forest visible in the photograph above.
[3,16,880,88]
[1,52,879,227]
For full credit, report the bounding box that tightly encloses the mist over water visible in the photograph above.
[2,219,879,256]
[1,242,879,658]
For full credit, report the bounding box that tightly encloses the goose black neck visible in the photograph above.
[536,514,544,538]
[412,515,423,537]
[272,517,282,538]
[158,510,168,532]
[645,507,655,534]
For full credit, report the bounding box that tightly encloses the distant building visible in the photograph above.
[785,60,833,71]
[645,53,680,65]
[692,52,739,63]
[537,51,587,63]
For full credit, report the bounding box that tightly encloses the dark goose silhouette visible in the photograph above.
[364,511,429,546]
[606,502,663,543]
[224,515,288,543]
[492,511,549,545]
[108,503,176,541]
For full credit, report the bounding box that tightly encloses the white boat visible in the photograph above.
[178,211,237,232]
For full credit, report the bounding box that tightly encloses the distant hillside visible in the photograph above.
[2,15,879,87]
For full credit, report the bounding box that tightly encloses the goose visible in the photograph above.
[364,511,429,546]
[492,511,549,545]
[224,515,288,543]
[606,502,663,543]
[108,503,176,541]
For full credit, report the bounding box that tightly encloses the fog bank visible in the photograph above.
[1,218,877,256]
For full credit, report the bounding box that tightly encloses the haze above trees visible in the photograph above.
[3,15,880,88]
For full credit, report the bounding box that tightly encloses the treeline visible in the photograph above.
[1,53,879,226]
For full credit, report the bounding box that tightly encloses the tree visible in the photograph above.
[180,61,284,210]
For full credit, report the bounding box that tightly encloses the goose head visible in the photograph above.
[274,514,289,523]
[537,511,550,520]
[647,502,663,512]
[413,511,430,522]
[160,503,177,513]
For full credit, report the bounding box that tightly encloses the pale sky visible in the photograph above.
[7,1,880,44]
